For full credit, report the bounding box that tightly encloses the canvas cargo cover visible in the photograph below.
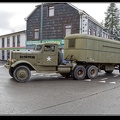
[64,34,120,64]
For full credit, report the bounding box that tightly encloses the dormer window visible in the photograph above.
[48,6,54,17]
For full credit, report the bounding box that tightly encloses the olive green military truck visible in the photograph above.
[4,34,120,82]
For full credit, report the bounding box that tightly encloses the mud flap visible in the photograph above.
[119,65,120,73]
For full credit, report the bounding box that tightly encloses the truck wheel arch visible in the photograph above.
[11,60,36,71]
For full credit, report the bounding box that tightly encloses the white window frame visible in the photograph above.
[34,28,39,40]
[65,25,72,36]
[48,6,54,17]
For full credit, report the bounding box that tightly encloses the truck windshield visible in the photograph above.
[33,45,43,51]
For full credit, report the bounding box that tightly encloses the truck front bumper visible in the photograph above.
[4,59,12,69]
[4,64,10,69]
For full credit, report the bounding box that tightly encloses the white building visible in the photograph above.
[0,30,26,60]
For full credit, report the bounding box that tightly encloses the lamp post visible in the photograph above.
[40,3,43,43]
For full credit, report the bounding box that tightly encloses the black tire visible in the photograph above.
[13,66,31,83]
[60,73,71,78]
[86,65,98,79]
[9,68,14,77]
[105,70,113,74]
[85,66,90,79]
[72,65,86,80]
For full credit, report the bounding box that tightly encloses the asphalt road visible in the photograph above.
[1,61,120,115]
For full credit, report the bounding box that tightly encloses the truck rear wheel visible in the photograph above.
[13,65,31,83]
[86,65,98,79]
[72,65,86,80]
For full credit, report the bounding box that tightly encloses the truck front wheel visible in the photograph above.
[86,65,98,79]
[9,68,14,77]
[13,65,31,83]
[72,65,86,80]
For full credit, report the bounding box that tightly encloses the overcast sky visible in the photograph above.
[0,2,120,35]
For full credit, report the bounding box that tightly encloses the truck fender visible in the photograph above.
[11,60,37,71]
[71,62,77,70]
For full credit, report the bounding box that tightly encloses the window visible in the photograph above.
[2,38,4,47]
[44,45,55,52]
[7,37,10,47]
[106,34,108,39]
[7,50,10,59]
[98,33,100,37]
[48,6,54,17]
[13,36,15,47]
[93,31,96,36]
[103,32,105,38]
[69,39,75,48]
[65,25,72,36]
[2,50,4,60]
[17,35,20,47]
[34,29,39,40]
[34,45,42,51]
[89,29,92,35]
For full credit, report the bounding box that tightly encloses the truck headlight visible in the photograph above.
[11,59,16,64]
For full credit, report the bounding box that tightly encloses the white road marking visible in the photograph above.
[46,75,50,77]
[84,79,91,81]
[38,75,44,76]
[47,73,58,75]
[52,76,59,78]
[114,75,119,77]
[32,74,37,75]
[0,65,4,68]
[101,78,108,81]
[99,81,106,83]
[109,82,116,84]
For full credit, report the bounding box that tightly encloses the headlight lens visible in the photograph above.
[11,59,16,64]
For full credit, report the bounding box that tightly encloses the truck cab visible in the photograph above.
[33,43,59,66]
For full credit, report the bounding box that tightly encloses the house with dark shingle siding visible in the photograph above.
[25,3,114,49]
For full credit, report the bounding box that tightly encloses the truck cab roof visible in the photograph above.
[35,42,59,46]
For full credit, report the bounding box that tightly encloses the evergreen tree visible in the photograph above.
[104,3,120,40]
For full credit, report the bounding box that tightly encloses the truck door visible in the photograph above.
[42,45,58,66]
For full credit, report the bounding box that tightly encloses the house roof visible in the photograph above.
[0,30,26,37]
[24,2,105,29]
[67,3,105,29]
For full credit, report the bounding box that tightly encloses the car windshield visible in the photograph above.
[33,44,43,51]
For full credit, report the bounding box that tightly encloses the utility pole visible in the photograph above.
[40,3,43,43]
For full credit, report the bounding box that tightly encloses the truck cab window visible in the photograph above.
[33,45,42,51]
[44,45,55,52]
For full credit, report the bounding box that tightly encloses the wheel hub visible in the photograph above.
[17,69,27,79]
